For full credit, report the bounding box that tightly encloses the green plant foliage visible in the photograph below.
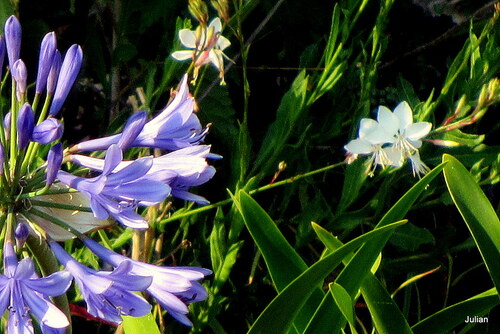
[443,154,500,291]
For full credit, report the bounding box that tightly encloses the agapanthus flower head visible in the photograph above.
[345,101,432,177]
[0,241,72,333]
[68,144,217,204]
[4,15,21,69]
[50,241,153,324]
[72,74,207,152]
[36,32,57,94]
[83,238,212,326]
[0,14,215,333]
[57,144,171,228]
[172,17,231,84]
[49,44,83,116]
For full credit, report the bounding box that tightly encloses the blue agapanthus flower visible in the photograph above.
[0,241,72,333]
[0,15,215,332]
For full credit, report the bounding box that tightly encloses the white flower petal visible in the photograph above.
[404,122,431,141]
[358,118,378,137]
[377,106,399,135]
[383,146,404,167]
[209,18,222,33]
[178,29,197,48]
[209,50,225,72]
[344,138,373,154]
[393,101,413,130]
[217,35,231,51]
[171,50,194,61]
[363,125,395,145]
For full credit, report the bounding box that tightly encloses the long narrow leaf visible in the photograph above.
[443,154,500,291]
[311,162,446,331]
[248,220,406,334]
[412,288,499,334]
[235,190,323,332]
[310,223,413,334]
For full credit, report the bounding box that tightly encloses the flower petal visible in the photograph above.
[20,286,70,329]
[393,101,413,130]
[377,105,399,135]
[344,138,373,154]
[178,29,196,48]
[404,122,432,141]
[171,50,194,61]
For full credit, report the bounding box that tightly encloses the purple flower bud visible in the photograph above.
[0,36,6,79]
[32,118,63,144]
[49,45,83,116]
[15,223,29,249]
[117,111,147,150]
[0,143,4,174]
[46,143,63,186]
[36,32,57,94]
[4,15,21,69]
[17,103,35,150]
[12,59,27,101]
[3,112,11,139]
[47,50,62,95]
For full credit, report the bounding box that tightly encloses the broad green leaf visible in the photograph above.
[122,313,161,334]
[310,223,412,334]
[235,191,322,332]
[443,154,500,291]
[235,191,309,290]
[412,288,499,334]
[248,220,406,334]
[324,162,447,331]
[330,283,358,334]
[389,223,435,251]
[361,275,413,334]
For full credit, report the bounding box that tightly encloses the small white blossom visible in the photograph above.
[344,101,431,176]
[172,18,231,84]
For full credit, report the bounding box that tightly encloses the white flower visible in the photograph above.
[344,101,432,177]
[172,18,231,84]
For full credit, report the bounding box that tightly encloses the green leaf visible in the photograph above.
[310,223,413,334]
[122,313,161,334]
[330,283,358,334]
[235,191,322,332]
[412,288,499,334]
[212,241,244,295]
[441,129,485,147]
[235,191,309,290]
[323,162,447,331]
[389,223,435,251]
[248,221,406,334]
[443,154,500,291]
[361,275,413,334]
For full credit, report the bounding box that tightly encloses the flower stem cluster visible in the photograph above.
[0,15,215,332]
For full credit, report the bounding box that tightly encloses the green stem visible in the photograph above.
[161,161,345,224]
[18,187,78,200]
